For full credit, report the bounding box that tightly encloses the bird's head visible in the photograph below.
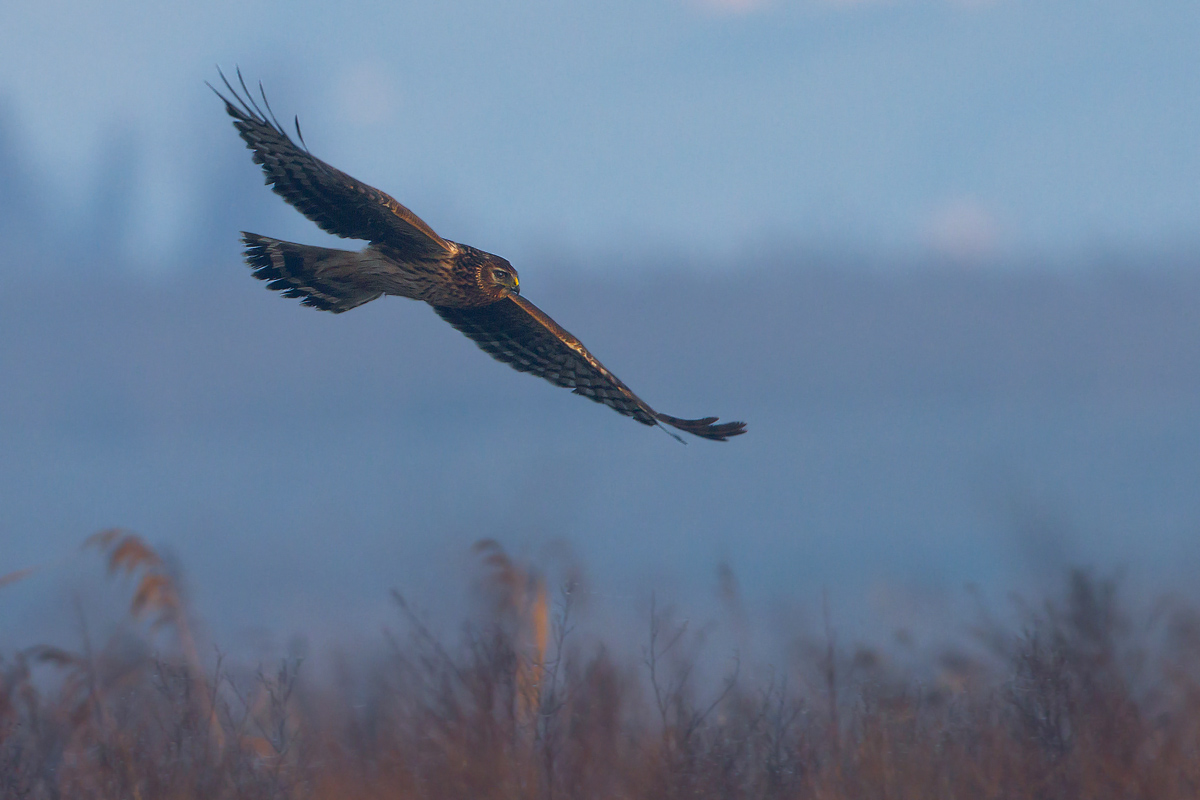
[480,255,520,298]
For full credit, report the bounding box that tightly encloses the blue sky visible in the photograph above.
[2,0,1199,270]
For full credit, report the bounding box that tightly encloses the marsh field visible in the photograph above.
[3,530,1200,799]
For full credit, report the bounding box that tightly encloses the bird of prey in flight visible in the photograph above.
[212,70,746,442]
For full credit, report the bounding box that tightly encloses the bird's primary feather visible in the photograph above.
[433,296,745,441]
[211,69,452,261]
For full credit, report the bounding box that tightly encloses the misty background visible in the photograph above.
[2,0,1199,656]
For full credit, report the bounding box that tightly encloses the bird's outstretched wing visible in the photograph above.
[210,69,452,260]
[434,295,746,441]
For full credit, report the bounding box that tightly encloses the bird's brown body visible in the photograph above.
[245,236,516,311]
[214,70,746,441]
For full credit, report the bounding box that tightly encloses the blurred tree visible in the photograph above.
[0,100,44,268]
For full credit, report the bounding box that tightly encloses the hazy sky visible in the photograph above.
[2,0,1199,270]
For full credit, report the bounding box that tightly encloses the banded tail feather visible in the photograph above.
[242,233,383,313]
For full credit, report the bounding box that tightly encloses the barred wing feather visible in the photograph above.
[434,295,746,441]
[211,70,452,260]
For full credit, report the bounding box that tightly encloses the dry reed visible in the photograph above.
[1,535,1198,799]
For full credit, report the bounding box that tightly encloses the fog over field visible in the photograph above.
[4,248,1200,655]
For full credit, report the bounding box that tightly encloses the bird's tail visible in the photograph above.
[242,233,383,313]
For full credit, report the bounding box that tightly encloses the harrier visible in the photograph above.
[212,70,745,441]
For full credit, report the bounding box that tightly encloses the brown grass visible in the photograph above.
[2,536,1199,799]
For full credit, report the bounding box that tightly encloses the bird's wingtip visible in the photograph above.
[654,413,747,442]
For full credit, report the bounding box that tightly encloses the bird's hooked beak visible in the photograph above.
[512,275,520,294]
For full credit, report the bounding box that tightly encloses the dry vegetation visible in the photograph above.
[3,532,1200,799]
